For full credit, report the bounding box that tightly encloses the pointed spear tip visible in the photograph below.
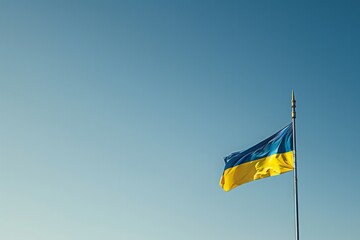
[291,90,296,118]
[292,90,295,101]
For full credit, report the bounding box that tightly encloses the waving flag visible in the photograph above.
[220,123,294,192]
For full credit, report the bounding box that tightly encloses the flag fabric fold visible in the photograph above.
[220,123,294,192]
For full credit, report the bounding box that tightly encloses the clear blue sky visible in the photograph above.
[1,1,359,239]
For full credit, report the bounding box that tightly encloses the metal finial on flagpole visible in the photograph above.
[292,90,299,240]
[292,90,296,118]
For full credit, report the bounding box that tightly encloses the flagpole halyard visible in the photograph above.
[292,90,300,240]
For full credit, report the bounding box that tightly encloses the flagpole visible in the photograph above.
[292,90,299,240]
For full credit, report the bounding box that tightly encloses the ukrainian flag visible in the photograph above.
[220,123,294,192]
